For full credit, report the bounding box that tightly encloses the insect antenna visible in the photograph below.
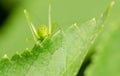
[24,9,40,44]
[48,3,52,37]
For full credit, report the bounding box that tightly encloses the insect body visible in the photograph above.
[37,25,48,41]
[24,4,52,44]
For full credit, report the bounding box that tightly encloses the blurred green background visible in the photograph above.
[0,0,120,75]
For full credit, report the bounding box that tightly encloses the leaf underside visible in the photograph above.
[0,1,113,76]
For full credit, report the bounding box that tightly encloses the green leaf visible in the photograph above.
[0,19,95,76]
[0,1,114,76]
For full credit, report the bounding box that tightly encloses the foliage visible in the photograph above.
[0,1,117,76]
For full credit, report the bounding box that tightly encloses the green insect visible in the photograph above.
[24,4,52,44]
